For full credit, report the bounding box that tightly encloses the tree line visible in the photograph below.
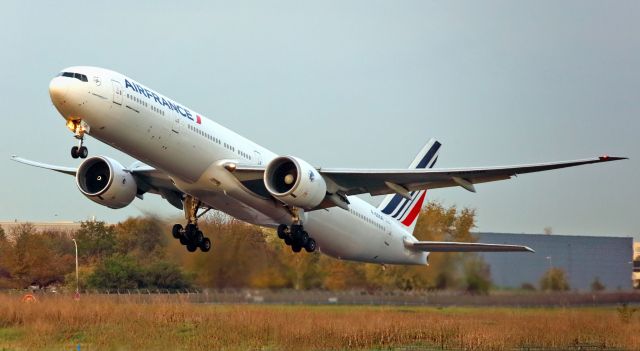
[0,202,569,293]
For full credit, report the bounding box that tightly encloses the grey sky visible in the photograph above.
[1,1,637,239]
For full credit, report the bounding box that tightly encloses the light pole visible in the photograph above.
[544,255,554,291]
[72,238,79,296]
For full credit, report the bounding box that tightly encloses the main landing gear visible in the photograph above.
[171,195,212,253]
[277,224,317,253]
[68,120,88,159]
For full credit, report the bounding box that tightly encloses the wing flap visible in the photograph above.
[405,240,534,253]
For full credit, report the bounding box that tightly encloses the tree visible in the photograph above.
[4,224,73,287]
[87,254,143,289]
[115,216,167,260]
[386,202,488,291]
[75,220,116,263]
[539,267,570,291]
[464,256,491,295]
[591,277,606,292]
[142,261,192,289]
[178,218,283,288]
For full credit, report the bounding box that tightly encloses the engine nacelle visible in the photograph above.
[76,156,137,209]
[264,156,326,210]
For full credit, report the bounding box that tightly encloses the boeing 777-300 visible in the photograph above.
[12,67,627,265]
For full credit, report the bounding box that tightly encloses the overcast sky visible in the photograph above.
[0,1,637,239]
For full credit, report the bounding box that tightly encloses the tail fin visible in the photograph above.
[378,138,441,234]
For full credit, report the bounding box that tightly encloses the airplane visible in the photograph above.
[11,66,626,265]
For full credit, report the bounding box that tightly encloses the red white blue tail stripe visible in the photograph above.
[378,139,441,233]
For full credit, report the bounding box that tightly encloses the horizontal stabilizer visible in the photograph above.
[404,240,534,253]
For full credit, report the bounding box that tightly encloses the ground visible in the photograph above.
[0,294,638,350]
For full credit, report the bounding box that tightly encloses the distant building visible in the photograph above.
[633,243,640,288]
[0,221,84,234]
[475,232,634,291]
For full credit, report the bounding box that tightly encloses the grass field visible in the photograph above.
[0,294,638,350]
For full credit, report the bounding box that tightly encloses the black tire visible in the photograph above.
[172,224,183,239]
[200,238,211,252]
[277,224,288,239]
[185,223,197,237]
[179,236,188,245]
[186,243,197,252]
[79,146,88,158]
[71,146,79,159]
[304,238,317,253]
[284,237,292,246]
[292,245,302,253]
[194,230,204,244]
[299,231,309,246]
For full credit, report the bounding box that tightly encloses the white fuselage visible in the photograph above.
[49,66,427,265]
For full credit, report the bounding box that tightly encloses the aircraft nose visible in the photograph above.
[49,77,69,105]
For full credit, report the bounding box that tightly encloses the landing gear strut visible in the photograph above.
[68,120,88,159]
[277,224,317,253]
[171,195,212,252]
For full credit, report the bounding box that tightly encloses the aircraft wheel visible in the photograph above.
[277,224,288,239]
[200,238,211,252]
[185,223,197,237]
[194,230,204,244]
[79,146,88,158]
[284,237,292,246]
[172,224,183,239]
[179,236,188,245]
[299,231,309,246]
[304,238,317,253]
[292,245,302,253]
[186,243,197,252]
[71,146,79,159]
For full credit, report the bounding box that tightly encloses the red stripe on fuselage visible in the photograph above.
[401,191,426,226]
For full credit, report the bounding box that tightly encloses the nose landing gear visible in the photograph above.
[171,195,212,253]
[68,119,88,159]
[277,224,317,253]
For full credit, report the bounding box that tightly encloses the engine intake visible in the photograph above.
[264,156,326,210]
[76,156,137,209]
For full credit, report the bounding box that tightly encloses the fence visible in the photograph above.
[4,288,640,307]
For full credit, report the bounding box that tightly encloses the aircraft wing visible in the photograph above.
[318,156,626,196]
[233,155,626,209]
[404,240,534,253]
[10,156,185,210]
[11,156,77,176]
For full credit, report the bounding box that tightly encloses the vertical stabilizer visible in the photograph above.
[378,139,441,234]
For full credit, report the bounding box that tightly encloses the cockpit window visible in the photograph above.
[58,71,88,82]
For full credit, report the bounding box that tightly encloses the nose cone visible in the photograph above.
[49,77,69,106]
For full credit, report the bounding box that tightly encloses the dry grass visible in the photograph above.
[0,294,638,350]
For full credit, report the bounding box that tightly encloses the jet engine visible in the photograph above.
[264,156,326,209]
[76,156,137,209]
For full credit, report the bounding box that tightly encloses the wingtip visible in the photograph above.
[598,155,628,161]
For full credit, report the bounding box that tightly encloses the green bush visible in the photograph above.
[539,268,570,291]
